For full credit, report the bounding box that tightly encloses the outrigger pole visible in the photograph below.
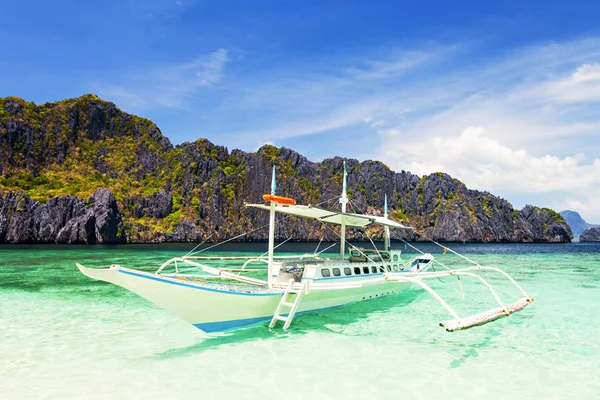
[267,165,277,289]
[339,161,348,260]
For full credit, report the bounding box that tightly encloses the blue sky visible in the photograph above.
[2,0,600,222]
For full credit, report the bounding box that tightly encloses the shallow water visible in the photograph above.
[1,243,599,399]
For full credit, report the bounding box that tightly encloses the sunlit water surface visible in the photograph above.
[1,243,599,399]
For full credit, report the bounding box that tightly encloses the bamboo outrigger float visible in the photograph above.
[77,163,534,334]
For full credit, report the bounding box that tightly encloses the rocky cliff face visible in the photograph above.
[580,227,600,242]
[0,189,124,244]
[0,95,573,244]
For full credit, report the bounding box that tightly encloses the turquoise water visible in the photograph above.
[1,243,599,399]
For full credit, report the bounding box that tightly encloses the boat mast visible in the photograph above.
[267,165,277,289]
[384,194,390,251]
[339,161,348,260]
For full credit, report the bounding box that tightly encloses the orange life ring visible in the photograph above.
[262,194,296,205]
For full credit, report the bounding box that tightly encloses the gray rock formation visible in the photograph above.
[580,227,600,242]
[0,192,86,243]
[166,220,200,242]
[0,189,124,244]
[89,188,124,243]
[124,189,172,219]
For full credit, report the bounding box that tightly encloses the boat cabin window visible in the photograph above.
[371,266,377,273]
[412,259,431,267]
[333,268,341,277]
[386,265,391,272]
[344,267,352,276]
[393,254,399,262]
[349,249,367,263]
[393,265,398,271]
[354,267,361,275]
[321,269,331,277]
[363,266,369,274]
[349,249,392,263]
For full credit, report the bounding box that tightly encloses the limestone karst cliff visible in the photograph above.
[0,95,572,244]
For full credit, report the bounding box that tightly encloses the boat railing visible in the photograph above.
[154,254,324,287]
[156,254,321,274]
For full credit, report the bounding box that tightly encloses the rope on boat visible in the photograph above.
[187,223,270,256]
[420,235,481,267]
[316,195,349,208]
[321,223,384,269]
[314,242,338,256]
[347,198,370,214]
[365,230,387,270]
[399,239,453,272]
[313,237,324,255]
[259,236,293,258]
[184,233,214,256]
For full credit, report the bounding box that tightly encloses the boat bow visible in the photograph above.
[77,263,121,284]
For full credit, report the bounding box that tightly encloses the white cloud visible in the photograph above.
[93,48,229,110]
[570,63,600,83]
[195,48,229,86]
[546,63,600,102]
[382,126,600,221]
[386,126,600,192]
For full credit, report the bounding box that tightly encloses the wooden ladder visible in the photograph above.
[269,279,306,330]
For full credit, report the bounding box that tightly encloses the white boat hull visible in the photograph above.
[77,264,412,333]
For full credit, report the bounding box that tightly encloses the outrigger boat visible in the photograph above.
[77,163,534,334]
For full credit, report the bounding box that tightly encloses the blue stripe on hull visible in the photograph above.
[192,304,353,333]
[194,316,272,332]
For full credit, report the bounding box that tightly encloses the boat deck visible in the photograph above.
[160,274,276,294]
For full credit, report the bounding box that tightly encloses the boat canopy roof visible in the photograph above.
[245,203,411,229]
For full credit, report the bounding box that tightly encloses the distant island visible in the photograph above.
[580,227,600,242]
[0,94,572,244]
[560,210,599,241]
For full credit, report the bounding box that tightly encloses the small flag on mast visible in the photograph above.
[270,165,276,195]
[384,194,388,217]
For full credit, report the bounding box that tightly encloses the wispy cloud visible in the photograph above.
[222,46,454,147]
[92,48,229,110]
